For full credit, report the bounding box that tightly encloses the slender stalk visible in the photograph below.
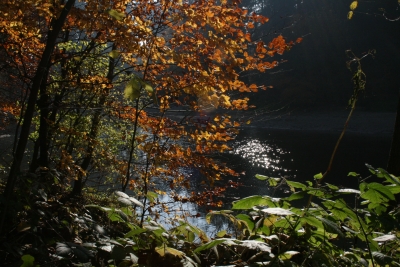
[304,97,357,210]
[355,208,376,267]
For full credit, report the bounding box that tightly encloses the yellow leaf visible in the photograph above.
[109,50,120,58]
[347,11,354,20]
[202,70,209,76]
[349,1,358,10]
[155,246,185,258]
[246,120,251,125]
[106,9,125,21]
[143,83,153,94]
[124,77,141,100]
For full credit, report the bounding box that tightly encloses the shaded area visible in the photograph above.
[243,0,400,111]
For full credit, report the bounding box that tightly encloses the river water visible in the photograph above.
[224,128,392,198]
[159,124,393,235]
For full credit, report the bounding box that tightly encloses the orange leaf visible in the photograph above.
[206,10,214,17]
[244,33,251,42]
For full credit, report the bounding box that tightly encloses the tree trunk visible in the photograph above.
[0,0,76,234]
[71,48,115,196]
[388,92,400,176]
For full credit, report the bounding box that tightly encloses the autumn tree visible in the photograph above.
[0,0,298,234]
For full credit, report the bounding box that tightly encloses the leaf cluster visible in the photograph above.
[195,166,400,266]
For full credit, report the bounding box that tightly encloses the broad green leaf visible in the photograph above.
[21,254,35,267]
[301,216,323,229]
[261,207,295,216]
[366,164,376,174]
[236,214,255,232]
[359,182,368,193]
[268,177,281,187]
[279,250,300,260]
[125,228,146,238]
[322,199,358,223]
[348,172,359,177]
[368,202,387,214]
[146,191,158,203]
[232,195,271,210]
[286,181,307,191]
[216,230,227,237]
[206,210,234,224]
[124,77,142,101]
[377,168,400,185]
[106,9,125,21]
[255,174,268,180]
[273,218,291,229]
[109,50,120,59]
[284,191,305,201]
[108,209,128,222]
[306,188,326,197]
[317,217,345,238]
[143,83,153,94]
[186,231,195,242]
[174,223,209,242]
[259,224,270,235]
[326,183,339,190]
[361,182,395,203]
[155,246,185,258]
[193,238,233,254]
[387,184,400,194]
[314,173,323,180]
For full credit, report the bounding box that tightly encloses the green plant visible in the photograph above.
[51,190,205,266]
[196,167,400,266]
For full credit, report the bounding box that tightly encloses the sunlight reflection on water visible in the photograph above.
[230,137,292,174]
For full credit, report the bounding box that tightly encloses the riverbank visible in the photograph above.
[244,109,396,136]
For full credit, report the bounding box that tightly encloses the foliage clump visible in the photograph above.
[196,166,400,267]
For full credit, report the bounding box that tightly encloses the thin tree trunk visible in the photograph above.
[0,0,76,234]
[388,92,400,175]
[71,47,115,196]
[38,68,50,176]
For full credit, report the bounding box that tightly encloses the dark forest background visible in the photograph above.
[241,0,400,111]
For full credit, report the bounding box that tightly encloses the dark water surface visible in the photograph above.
[222,128,392,200]
[160,128,393,234]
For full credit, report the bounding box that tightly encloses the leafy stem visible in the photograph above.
[303,49,375,213]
